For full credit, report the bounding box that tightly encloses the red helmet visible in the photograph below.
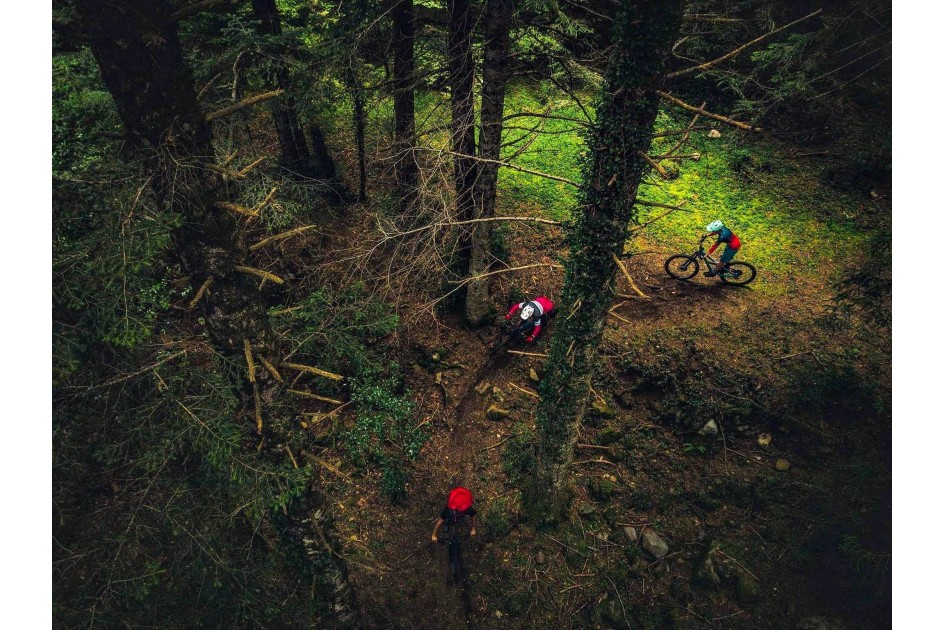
[447,487,473,512]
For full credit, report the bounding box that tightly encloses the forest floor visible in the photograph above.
[276,85,892,628]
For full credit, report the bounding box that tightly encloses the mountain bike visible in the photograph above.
[437,527,471,587]
[488,319,534,355]
[664,234,757,286]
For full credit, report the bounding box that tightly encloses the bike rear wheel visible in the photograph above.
[720,262,757,286]
[664,254,699,280]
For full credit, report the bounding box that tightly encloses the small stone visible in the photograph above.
[641,529,670,559]
[492,386,505,402]
[698,419,719,436]
[475,381,490,395]
[431,352,440,362]
[486,404,510,421]
[434,371,442,384]
[536,550,545,564]
[529,368,540,383]
[758,433,772,447]
[708,129,722,139]
[775,458,791,471]
[578,503,597,518]
[624,526,638,543]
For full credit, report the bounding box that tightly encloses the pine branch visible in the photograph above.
[656,92,762,132]
[205,90,283,122]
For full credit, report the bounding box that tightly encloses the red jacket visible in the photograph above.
[507,296,555,340]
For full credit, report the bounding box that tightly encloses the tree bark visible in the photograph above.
[465,0,513,325]
[526,0,685,522]
[73,0,358,623]
[448,0,478,280]
[391,0,418,213]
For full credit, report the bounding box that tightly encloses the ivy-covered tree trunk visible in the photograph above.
[465,0,513,325]
[391,0,418,212]
[73,0,358,623]
[448,0,478,279]
[527,0,685,521]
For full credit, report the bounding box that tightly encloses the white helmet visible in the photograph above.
[706,220,724,232]
[520,303,536,320]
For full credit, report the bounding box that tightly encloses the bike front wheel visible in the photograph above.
[664,255,699,280]
[720,262,757,286]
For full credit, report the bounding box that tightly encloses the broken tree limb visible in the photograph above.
[234,266,284,284]
[188,277,213,309]
[205,89,283,123]
[667,10,823,79]
[252,381,263,434]
[285,445,299,469]
[287,390,344,405]
[280,362,344,382]
[257,354,283,382]
[635,199,691,213]
[630,200,689,234]
[243,339,257,383]
[508,382,539,399]
[505,350,549,358]
[611,252,649,299]
[638,151,671,180]
[414,147,581,189]
[650,152,701,161]
[300,451,351,480]
[203,163,246,180]
[212,201,258,218]
[608,307,632,324]
[250,225,317,252]
[238,155,269,177]
[664,104,704,156]
[651,125,716,138]
[252,187,278,215]
[656,92,761,132]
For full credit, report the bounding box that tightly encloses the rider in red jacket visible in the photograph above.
[505,296,555,342]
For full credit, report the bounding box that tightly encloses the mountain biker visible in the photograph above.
[431,486,477,542]
[703,220,741,277]
[505,296,555,343]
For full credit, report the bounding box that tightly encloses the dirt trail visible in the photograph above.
[348,328,520,629]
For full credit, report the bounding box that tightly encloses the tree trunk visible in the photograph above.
[73,0,358,623]
[350,72,368,202]
[391,0,418,212]
[448,0,478,280]
[527,0,685,522]
[465,0,513,325]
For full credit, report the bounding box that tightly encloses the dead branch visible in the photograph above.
[188,277,213,309]
[651,152,701,161]
[414,147,581,189]
[630,200,689,234]
[668,10,823,79]
[506,350,549,358]
[577,443,612,451]
[212,201,258,218]
[280,362,344,382]
[78,350,188,390]
[243,339,257,383]
[285,445,299,469]
[383,215,563,241]
[169,0,236,22]
[234,266,284,284]
[253,187,278,214]
[635,199,691,213]
[300,451,351,479]
[508,382,539,399]
[249,225,316,252]
[682,14,743,24]
[502,111,591,127]
[203,163,246,180]
[287,390,344,405]
[638,151,670,180]
[196,72,224,100]
[611,252,649,299]
[656,91,761,132]
[664,104,704,156]
[484,432,523,451]
[205,89,283,123]
[651,125,716,138]
[238,155,269,177]
[607,308,631,324]
[252,381,263,434]
[257,354,283,382]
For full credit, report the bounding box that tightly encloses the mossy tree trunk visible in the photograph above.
[527,0,684,522]
[391,0,418,212]
[448,0,478,281]
[465,0,514,325]
[73,0,358,623]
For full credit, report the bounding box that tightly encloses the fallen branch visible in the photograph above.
[238,155,268,177]
[280,362,344,382]
[252,381,263,434]
[650,152,701,161]
[243,339,256,383]
[79,350,188,390]
[508,382,539,399]
[188,277,213,309]
[635,199,691,213]
[577,443,613,451]
[205,90,283,123]
[611,252,649,299]
[234,265,284,284]
[484,432,522,451]
[212,201,258,217]
[657,91,761,132]
[300,451,350,479]
[638,151,670,180]
[506,350,549,358]
[253,186,278,215]
[257,354,283,382]
[203,163,246,181]
[668,10,823,79]
[651,125,716,138]
[287,390,344,405]
[285,445,299,469]
[608,307,631,325]
[382,215,563,241]
[415,147,581,189]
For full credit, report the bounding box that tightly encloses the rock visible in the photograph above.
[623,526,638,543]
[597,427,623,445]
[491,386,505,402]
[708,129,722,139]
[486,405,510,421]
[758,433,772,447]
[536,550,545,564]
[775,458,791,471]
[698,419,719,436]
[588,477,615,501]
[797,616,846,630]
[528,368,540,383]
[577,503,597,519]
[591,399,618,418]
[641,529,669,559]
[475,381,491,395]
[434,371,442,384]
